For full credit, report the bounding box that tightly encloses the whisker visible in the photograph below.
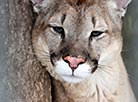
[98,64,113,74]
[127,73,137,84]
[97,64,137,83]
[98,64,112,69]
[121,49,129,53]
[97,66,112,76]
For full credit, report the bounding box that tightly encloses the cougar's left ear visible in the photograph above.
[31,0,51,13]
[114,0,132,17]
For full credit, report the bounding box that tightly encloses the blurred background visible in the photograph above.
[122,0,138,100]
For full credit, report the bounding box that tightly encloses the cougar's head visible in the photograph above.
[32,0,131,83]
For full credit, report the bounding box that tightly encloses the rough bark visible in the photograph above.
[0,0,51,102]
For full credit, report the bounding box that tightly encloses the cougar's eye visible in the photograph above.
[90,31,104,37]
[52,26,65,39]
[53,26,64,34]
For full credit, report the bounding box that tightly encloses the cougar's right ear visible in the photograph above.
[31,0,51,13]
[109,0,132,17]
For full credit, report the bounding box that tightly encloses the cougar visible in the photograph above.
[31,0,136,101]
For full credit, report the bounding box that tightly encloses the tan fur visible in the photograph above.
[32,0,136,101]
[67,0,95,6]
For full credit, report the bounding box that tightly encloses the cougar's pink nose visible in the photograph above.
[63,56,85,69]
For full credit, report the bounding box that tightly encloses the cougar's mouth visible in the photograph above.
[50,53,99,83]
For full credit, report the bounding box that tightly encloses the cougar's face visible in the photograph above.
[34,5,122,83]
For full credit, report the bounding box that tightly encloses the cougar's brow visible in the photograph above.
[61,14,66,24]
[92,16,96,27]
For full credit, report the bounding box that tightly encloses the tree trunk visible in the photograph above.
[0,0,51,101]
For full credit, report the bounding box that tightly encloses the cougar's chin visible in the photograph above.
[54,59,96,83]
